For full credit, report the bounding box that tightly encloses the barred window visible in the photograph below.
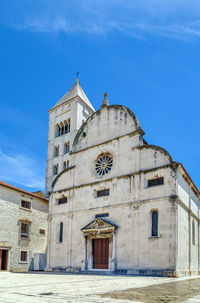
[21,223,29,239]
[148,177,164,187]
[151,210,158,237]
[58,197,67,205]
[97,189,109,197]
[20,251,28,262]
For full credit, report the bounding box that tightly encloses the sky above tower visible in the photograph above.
[0,0,200,191]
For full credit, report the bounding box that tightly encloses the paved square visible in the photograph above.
[0,272,200,303]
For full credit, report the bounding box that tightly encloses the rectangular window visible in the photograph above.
[59,222,63,243]
[148,177,164,187]
[97,189,109,197]
[58,197,67,205]
[20,251,28,262]
[95,213,109,218]
[21,222,29,239]
[39,229,45,235]
[21,200,31,209]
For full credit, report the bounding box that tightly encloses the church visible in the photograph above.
[45,77,200,277]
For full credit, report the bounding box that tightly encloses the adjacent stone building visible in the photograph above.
[0,181,48,271]
[45,78,200,277]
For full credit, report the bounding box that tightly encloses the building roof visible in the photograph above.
[51,78,95,112]
[0,181,48,202]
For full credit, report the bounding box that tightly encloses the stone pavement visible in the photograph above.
[0,272,200,303]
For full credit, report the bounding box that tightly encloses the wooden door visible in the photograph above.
[93,238,109,269]
[2,250,8,270]
[0,250,2,270]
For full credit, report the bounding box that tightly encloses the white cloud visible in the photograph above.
[0,149,45,190]
[1,0,200,39]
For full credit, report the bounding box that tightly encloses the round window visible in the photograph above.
[95,153,113,176]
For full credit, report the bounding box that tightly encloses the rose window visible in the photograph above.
[95,153,113,176]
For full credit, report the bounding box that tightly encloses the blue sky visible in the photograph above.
[0,0,200,192]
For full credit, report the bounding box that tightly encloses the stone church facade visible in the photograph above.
[45,78,200,277]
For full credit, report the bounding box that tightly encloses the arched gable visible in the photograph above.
[72,105,142,153]
[135,144,173,170]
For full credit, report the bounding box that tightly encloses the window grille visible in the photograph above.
[97,189,109,197]
[58,197,67,205]
[151,211,158,237]
[148,177,164,187]
[21,223,29,239]
[20,251,28,262]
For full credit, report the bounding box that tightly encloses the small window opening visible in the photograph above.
[64,118,70,134]
[59,222,63,243]
[95,213,109,218]
[20,251,28,262]
[53,164,58,176]
[55,124,60,137]
[21,200,31,209]
[151,210,158,237]
[63,160,69,170]
[64,142,70,154]
[58,197,67,205]
[21,222,29,239]
[54,146,59,157]
[97,189,109,197]
[192,220,195,245]
[148,177,164,187]
[39,229,45,235]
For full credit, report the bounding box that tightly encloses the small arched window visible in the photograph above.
[65,118,70,134]
[151,210,158,237]
[59,222,63,243]
[192,220,195,245]
[54,146,59,157]
[53,164,58,176]
[55,124,60,137]
[64,142,70,154]
[60,122,64,136]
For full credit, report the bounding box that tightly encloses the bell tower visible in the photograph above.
[45,76,95,194]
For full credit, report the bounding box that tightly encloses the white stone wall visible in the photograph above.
[46,104,199,277]
[0,186,48,272]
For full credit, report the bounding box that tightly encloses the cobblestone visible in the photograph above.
[0,272,199,303]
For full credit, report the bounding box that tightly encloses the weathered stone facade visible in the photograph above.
[45,80,200,277]
[0,182,48,272]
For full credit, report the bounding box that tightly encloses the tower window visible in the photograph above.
[63,160,69,170]
[151,210,158,237]
[59,222,63,243]
[54,146,59,157]
[148,177,164,187]
[64,118,71,134]
[60,122,64,136]
[97,189,109,197]
[53,164,58,176]
[55,124,61,138]
[64,142,70,154]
